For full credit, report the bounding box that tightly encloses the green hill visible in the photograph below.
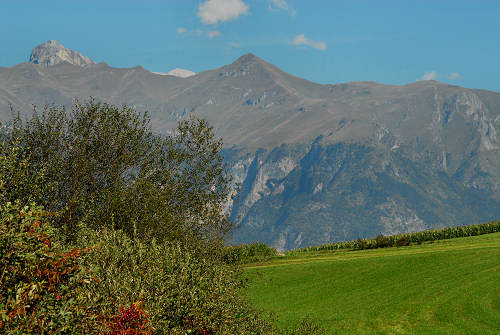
[244,232,500,334]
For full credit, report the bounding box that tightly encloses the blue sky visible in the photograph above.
[1,0,499,91]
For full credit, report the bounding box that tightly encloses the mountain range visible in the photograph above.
[1,41,500,250]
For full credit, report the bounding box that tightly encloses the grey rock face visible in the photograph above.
[29,40,95,67]
[2,50,500,250]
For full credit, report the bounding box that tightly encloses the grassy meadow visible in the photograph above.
[245,232,500,334]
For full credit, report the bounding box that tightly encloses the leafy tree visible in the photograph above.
[5,99,233,245]
[0,100,326,335]
[0,137,54,206]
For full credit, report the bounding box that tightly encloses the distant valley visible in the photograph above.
[1,41,500,250]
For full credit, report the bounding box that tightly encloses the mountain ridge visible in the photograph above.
[1,43,500,250]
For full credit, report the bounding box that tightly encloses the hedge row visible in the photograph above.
[295,221,500,253]
[1,203,326,334]
[222,242,277,265]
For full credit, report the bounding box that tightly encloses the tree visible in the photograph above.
[0,100,325,335]
[4,99,233,245]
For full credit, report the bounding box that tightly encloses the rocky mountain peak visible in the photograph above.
[29,40,95,67]
[218,53,279,79]
[232,53,264,66]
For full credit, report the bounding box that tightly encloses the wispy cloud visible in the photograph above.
[267,0,296,17]
[291,34,327,51]
[418,70,461,81]
[230,42,241,48]
[198,0,249,25]
[177,28,221,39]
[419,70,437,81]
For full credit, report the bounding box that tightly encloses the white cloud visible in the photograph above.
[206,30,221,38]
[230,42,241,48]
[420,70,437,81]
[177,27,187,34]
[449,72,461,80]
[198,0,249,25]
[291,34,327,51]
[267,0,296,17]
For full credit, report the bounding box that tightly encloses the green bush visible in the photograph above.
[75,227,277,335]
[0,202,98,334]
[355,238,368,250]
[375,235,391,248]
[0,202,324,334]
[222,242,277,265]
[395,236,410,247]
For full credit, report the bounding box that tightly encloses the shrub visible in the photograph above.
[356,238,368,250]
[395,236,410,247]
[0,202,98,334]
[222,242,277,265]
[75,227,276,335]
[0,202,322,334]
[375,234,391,248]
[106,303,153,335]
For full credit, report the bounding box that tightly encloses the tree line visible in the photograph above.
[296,221,500,253]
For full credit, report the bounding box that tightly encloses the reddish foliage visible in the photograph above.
[0,206,98,332]
[106,303,153,335]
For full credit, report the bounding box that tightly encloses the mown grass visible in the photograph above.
[244,232,500,334]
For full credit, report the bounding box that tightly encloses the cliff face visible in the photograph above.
[226,86,500,250]
[227,139,500,251]
[2,48,500,250]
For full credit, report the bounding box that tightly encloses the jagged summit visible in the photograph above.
[29,40,95,67]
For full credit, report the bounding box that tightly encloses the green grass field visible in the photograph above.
[244,233,500,334]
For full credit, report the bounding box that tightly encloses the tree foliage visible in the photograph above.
[5,99,233,245]
[0,100,325,334]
